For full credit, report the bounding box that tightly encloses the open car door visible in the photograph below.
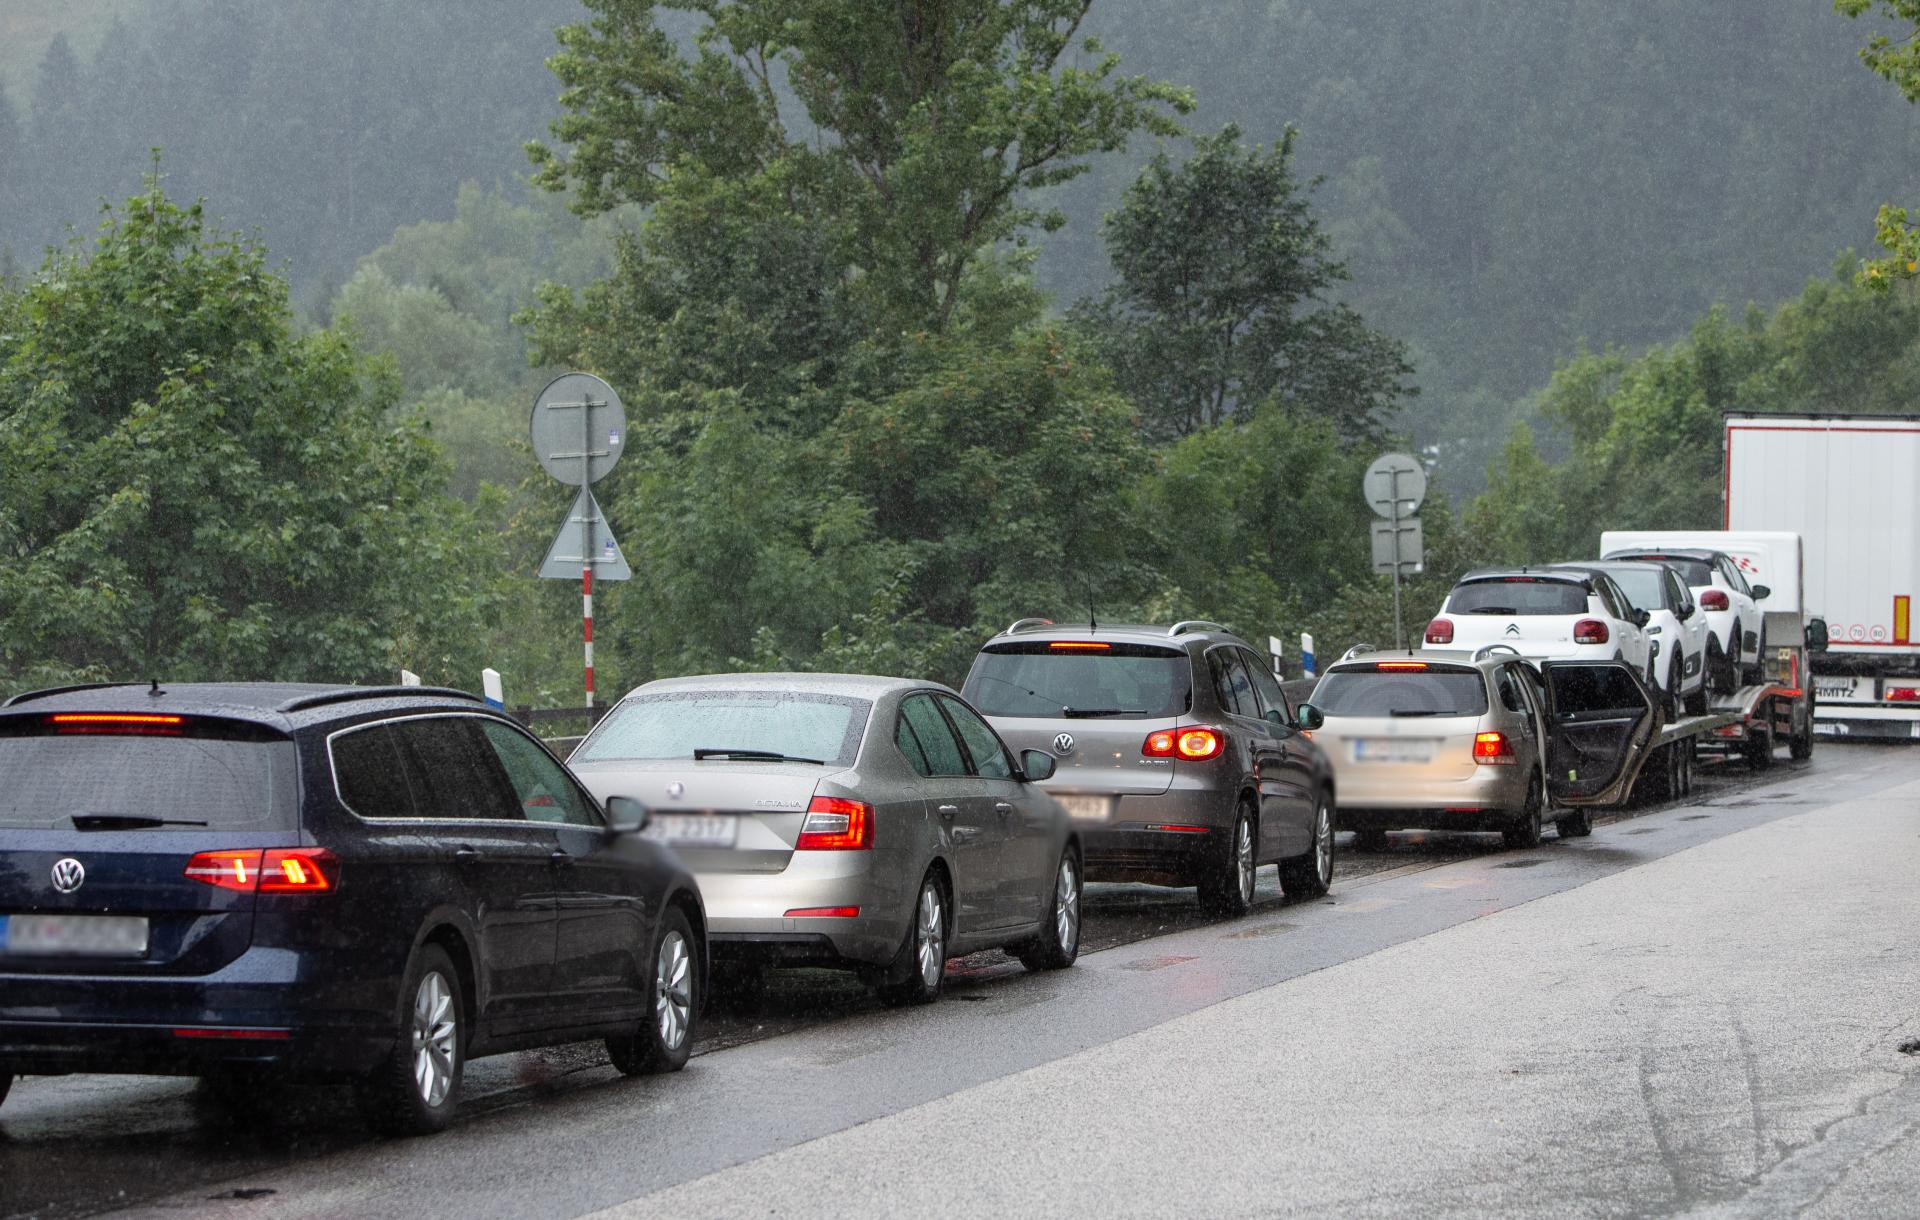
[1539,660,1660,807]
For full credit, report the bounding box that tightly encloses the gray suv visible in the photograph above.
[962,620,1335,915]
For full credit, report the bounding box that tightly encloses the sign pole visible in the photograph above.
[580,397,595,715]
[1389,474,1404,651]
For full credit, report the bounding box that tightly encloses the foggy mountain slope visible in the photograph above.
[3,0,1915,472]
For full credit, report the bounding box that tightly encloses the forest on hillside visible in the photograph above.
[3,0,1917,484]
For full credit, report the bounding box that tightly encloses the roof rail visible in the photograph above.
[1472,644,1523,662]
[1005,618,1056,635]
[275,686,486,714]
[1339,644,1376,662]
[1168,620,1229,637]
[2,682,144,708]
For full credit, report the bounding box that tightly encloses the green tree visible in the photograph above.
[1836,0,1920,287]
[0,180,495,694]
[528,0,1190,333]
[1072,125,1412,442]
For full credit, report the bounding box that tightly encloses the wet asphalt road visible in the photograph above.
[0,743,1899,1219]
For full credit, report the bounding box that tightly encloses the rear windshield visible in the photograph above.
[574,691,870,765]
[1448,578,1588,616]
[1611,554,1712,588]
[0,719,299,830]
[1311,668,1490,717]
[964,643,1190,719]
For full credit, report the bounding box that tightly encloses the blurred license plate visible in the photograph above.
[1353,739,1434,764]
[643,814,739,847]
[1,914,149,957]
[1056,795,1113,822]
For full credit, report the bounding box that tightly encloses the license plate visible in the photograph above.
[1,913,149,957]
[1814,676,1873,703]
[643,814,739,847]
[1353,739,1435,764]
[1055,795,1113,823]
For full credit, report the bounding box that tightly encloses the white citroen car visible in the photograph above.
[1599,544,1765,691]
[1424,568,1651,674]
[1553,561,1709,715]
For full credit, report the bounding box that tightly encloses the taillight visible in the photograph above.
[1472,732,1515,764]
[1573,619,1609,645]
[185,848,337,893]
[1886,685,1920,703]
[49,712,184,736]
[795,796,873,850]
[1142,727,1224,760]
[1699,589,1729,611]
[784,906,860,918]
[1425,618,1454,645]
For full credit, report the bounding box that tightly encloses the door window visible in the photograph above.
[389,717,521,822]
[900,695,969,777]
[1720,557,1752,595]
[939,696,1016,780]
[331,722,424,819]
[1494,667,1527,714]
[1208,649,1255,717]
[479,721,602,827]
[1242,650,1291,724]
[895,715,934,777]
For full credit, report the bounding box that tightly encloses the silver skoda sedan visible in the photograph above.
[568,673,1082,1004]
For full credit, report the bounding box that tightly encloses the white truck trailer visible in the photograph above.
[1722,413,1919,739]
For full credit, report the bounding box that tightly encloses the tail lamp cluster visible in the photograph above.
[1572,619,1610,645]
[796,796,873,850]
[1699,589,1730,611]
[1142,727,1223,761]
[1425,618,1453,645]
[185,848,337,893]
[1472,732,1515,765]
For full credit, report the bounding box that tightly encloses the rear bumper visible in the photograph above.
[0,948,392,1079]
[1066,786,1237,882]
[1331,764,1528,813]
[695,852,905,966]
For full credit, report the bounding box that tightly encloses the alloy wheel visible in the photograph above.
[916,882,945,987]
[1313,801,1333,886]
[655,929,693,1051]
[1235,815,1255,904]
[411,970,457,1108]
[1055,855,1080,953]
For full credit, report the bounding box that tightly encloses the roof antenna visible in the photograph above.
[1087,589,1098,634]
[148,678,164,697]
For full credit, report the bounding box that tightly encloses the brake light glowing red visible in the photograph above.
[784,906,860,918]
[1573,619,1609,645]
[1886,685,1920,703]
[184,849,337,893]
[1699,589,1729,611]
[795,796,873,850]
[1472,732,1515,764]
[1143,728,1223,760]
[1376,662,1428,671]
[1048,641,1112,651]
[1425,618,1454,645]
[49,712,184,735]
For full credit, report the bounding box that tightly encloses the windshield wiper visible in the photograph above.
[1388,709,1448,718]
[70,813,210,831]
[692,748,827,764]
[1465,606,1518,615]
[971,673,1071,715]
[1062,707,1148,718]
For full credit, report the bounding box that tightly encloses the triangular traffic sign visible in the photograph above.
[538,487,632,581]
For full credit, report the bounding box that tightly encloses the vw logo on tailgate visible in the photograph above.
[51,857,85,893]
[1052,732,1076,756]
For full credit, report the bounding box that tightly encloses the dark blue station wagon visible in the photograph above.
[0,682,704,1134]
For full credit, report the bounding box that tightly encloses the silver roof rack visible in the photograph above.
[1005,618,1056,635]
[1168,620,1229,637]
[1471,644,1523,662]
[1339,644,1376,662]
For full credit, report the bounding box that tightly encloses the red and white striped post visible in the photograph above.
[582,565,595,709]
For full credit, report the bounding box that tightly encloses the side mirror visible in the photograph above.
[604,795,649,835]
[1631,609,1651,628]
[1751,584,1771,601]
[1295,703,1325,731]
[1019,748,1057,782]
[1678,603,1695,621]
[1264,709,1290,732]
[1806,617,1829,653]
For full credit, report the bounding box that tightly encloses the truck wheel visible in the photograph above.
[1677,741,1695,797]
[1790,694,1815,761]
[1744,717,1774,771]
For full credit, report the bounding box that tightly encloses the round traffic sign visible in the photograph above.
[530,372,627,485]
[1364,452,1426,518]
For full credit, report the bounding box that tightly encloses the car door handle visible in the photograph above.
[453,847,483,864]
[937,804,960,821]
[995,802,1015,817]
[549,850,575,869]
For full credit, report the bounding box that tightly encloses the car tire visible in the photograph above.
[355,943,464,1137]
[1684,674,1708,716]
[608,906,697,1076]
[1665,661,1682,721]
[1016,847,1082,972]
[1279,793,1335,899]
[1708,636,1735,694]
[877,871,948,1007]
[0,1072,12,1112]
[1198,802,1258,916]
[1556,807,1593,838]
[1502,775,1544,849]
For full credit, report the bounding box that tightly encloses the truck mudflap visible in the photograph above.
[1539,660,1659,807]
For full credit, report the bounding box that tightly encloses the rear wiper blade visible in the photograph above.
[691,748,827,764]
[1062,707,1148,718]
[1466,607,1518,615]
[1388,710,1447,717]
[70,813,210,830]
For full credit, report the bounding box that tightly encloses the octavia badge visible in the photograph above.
[51,857,85,894]
[1052,732,1076,756]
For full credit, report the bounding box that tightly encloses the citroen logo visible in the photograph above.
[666,782,685,800]
[1504,623,1521,636]
[1052,732,1076,756]
[51,858,85,894]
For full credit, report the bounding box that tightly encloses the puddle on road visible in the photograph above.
[1495,859,1544,869]
[1623,828,1659,835]
[1680,814,1711,821]
[1222,921,1299,940]
[1120,954,1198,972]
